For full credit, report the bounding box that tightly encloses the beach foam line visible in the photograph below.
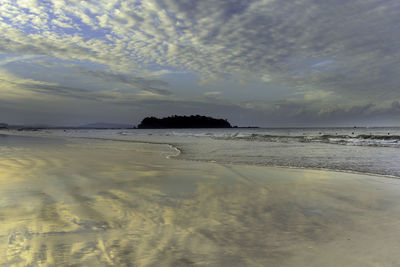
[166,145,181,159]
[178,157,400,180]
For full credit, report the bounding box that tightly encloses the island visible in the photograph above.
[137,115,232,129]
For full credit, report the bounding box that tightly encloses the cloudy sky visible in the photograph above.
[0,0,399,126]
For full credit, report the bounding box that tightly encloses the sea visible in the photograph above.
[5,126,400,178]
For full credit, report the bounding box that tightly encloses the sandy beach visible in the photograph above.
[1,134,400,266]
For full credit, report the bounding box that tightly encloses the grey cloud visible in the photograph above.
[24,83,106,101]
[391,101,400,110]
[261,100,400,125]
[73,67,172,96]
[1,83,400,126]
[0,72,113,101]
[99,96,400,126]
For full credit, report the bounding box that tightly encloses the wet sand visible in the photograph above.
[1,135,400,266]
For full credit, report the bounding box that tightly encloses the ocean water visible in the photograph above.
[5,127,400,178]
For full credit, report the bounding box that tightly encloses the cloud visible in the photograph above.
[0,55,35,66]
[1,1,398,86]
[0,68,102,101]
[72,67,172,96]
[0,0,399,125]
[0,68,170,104]
[1,66,399,126]
[204,91,221,96]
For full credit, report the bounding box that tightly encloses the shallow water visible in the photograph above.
[5,127,400,177]
[1,135,400,266]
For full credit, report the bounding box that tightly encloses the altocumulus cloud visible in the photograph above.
[0,0,399,125]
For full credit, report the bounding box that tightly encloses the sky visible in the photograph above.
[0,0,399,127]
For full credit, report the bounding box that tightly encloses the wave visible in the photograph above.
[213,133,400,147]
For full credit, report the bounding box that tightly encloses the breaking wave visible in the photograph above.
[211,133,400,147]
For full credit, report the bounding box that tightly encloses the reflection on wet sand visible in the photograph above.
[1,135,400,266]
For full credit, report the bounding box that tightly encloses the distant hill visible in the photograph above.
[137,115,232,129]
[77,123,132,129]
[0,122,132,130]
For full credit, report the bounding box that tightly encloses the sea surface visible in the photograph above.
[4,126,400,178]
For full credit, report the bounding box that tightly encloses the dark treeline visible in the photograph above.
[137,115,232,129]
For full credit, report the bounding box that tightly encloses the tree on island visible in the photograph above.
[137,115,232,129]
